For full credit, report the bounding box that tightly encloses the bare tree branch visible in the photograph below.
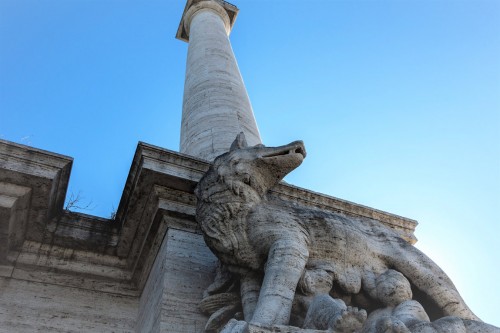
[65,191,94,212]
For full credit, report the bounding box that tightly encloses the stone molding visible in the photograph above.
[0,140,72,254]
[272,183,418,244]
[183,0,232,37]
[0,140,417,296]
[176,0,239,42]
[0,182,31,261]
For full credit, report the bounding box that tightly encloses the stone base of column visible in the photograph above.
[137,228,217,332]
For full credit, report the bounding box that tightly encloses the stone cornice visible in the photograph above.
[117,143,418,263]
[272,184,418,244]
[0,140,418,295]
[176,0,239,42]
[0,139,73,246]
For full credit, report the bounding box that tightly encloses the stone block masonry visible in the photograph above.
[0,139,417,332]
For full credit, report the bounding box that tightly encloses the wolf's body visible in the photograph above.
[195,134,480,330]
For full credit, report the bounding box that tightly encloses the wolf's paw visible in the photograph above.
[220,319,249,333]
[331,306,367,332]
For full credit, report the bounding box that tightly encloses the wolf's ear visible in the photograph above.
[230,132,248,151]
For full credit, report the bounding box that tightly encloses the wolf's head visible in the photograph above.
[195,133,306,203]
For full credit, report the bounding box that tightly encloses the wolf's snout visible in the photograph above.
[286,141,306,158]
[261,142,306,159]
[292,142,306,158]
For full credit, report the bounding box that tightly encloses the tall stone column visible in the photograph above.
[176,0,262,161]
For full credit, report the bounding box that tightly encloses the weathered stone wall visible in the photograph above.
[0,140,419,332]
[0,277,137,333]
[138,227,218,333]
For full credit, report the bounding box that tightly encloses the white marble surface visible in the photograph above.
[180,1,261,161]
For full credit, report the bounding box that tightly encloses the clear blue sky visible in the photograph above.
[1,0,499,327]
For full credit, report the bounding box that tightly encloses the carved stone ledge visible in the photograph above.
[0,139,72,245]
[0,182,31,262]
[112,142,421,293]
[115,142,208,260]
[271,184,418,244]
[0,139,419,298]
[116,142,418,269]
[46,211,119,254]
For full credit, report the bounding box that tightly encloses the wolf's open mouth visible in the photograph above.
[261,143,306,159]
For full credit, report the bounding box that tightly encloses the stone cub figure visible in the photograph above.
[195,133,481,333]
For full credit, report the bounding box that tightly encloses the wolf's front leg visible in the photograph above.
[240,271,261,321]
[251,239,309,326]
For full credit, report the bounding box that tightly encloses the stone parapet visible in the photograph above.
[0,139,417,290]
[0,140,72,260]
[0,140,418,332]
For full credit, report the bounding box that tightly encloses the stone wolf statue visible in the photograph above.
[195,133,496,333]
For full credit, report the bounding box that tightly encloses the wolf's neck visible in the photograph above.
[203,182,263,205]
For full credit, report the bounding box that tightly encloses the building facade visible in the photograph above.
[3,1,484,332]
